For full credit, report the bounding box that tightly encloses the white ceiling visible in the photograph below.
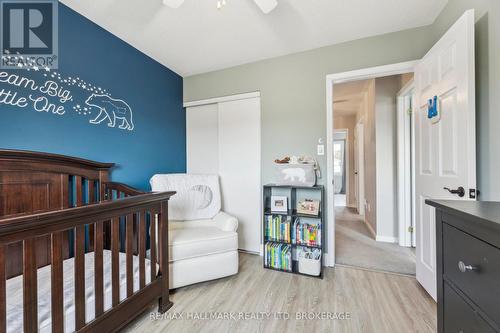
[60,0,447,77]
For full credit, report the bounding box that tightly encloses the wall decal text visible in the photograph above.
[0,67,135,131]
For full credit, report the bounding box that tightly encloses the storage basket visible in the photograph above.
[274,163,316,187]
[298,252,322,276]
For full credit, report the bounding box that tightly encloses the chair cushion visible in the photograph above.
[150,174,221,221]
[168,225,238,262]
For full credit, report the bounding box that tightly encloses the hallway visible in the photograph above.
[335,207,416,275]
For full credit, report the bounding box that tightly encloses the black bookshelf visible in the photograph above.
[262,184,324,279]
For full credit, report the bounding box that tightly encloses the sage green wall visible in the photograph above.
[431,0,500,200]
[183,27,435,188]
[184,1,500,253]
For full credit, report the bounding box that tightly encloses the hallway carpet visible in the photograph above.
[335,207,416,275]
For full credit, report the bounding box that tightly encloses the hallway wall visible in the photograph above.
[374,76,402,241]
[362,80,377,234]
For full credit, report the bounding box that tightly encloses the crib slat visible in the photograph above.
[111,217,120,306]
[75,176,83,207]
[150,212,157,281]
[62,175,70,209]
[23,239,38,333]
[94,221,104,316]
[51,232,64,333]
[87,180,95,250]
[0,246,5,333]
[126,213,134,297]
[74,225,86,329]
[139,211,146,288]
[158,211,163,275]
[88,180,96,204]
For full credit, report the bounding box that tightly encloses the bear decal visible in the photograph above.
[85,94,134,130]
[282,168,307,183]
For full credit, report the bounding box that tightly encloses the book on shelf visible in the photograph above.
[264,214,291,243]
[292,218,321,247]
[264,242,292,271]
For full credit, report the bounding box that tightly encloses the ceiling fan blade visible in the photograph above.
[253,0,278,14]
[163,0,185,8]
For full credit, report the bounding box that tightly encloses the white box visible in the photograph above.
[298,253,321,276]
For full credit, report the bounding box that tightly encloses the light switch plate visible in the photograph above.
[317,144,325,156]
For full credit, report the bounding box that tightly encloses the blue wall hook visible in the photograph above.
[428,95,438,119]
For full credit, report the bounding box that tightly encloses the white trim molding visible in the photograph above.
[376,235,399,243]
[326,61,419,84]
[184,91,261,108]
[397,79,415,248]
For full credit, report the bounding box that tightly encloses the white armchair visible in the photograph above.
[150,174,239,289]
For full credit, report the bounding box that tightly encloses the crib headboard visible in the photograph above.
[0,149,114,277]
[0,149,114,217]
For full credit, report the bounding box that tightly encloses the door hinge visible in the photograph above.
[408,226,414,233]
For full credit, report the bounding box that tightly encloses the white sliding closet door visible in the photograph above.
[186,96,261,253]
[186,104,219,174]
[218,98,261,253]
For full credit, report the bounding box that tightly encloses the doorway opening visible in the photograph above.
[325,10,476,300]
[326,62,418,275]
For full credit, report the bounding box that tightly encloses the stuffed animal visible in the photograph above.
[274,156,290,164]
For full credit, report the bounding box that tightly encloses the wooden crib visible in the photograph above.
[0,149,175,332]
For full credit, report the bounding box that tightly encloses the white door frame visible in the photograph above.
[355,121,365,216]
[397,79,415,247]
[333,129,349,206]
[325,61,418,267]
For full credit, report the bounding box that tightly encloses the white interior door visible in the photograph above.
[218,98,261,253]
[414,9,476,300]
[186,97,262,253]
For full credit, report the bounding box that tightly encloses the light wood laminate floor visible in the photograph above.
[124,253,436,333]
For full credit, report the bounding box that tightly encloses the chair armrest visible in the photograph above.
[212,212,238,232]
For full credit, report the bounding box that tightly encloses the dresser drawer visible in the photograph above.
[443,223,500,325]
[443,283,495,333]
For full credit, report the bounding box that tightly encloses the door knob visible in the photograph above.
[443,186,465,197]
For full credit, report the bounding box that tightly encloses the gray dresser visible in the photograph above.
[427,200,500,333]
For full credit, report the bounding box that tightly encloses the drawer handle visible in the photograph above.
[458,261,477,273]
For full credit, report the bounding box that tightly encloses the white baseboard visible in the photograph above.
[375,235,399,243]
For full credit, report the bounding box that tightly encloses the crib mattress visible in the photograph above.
[6,250,153,333]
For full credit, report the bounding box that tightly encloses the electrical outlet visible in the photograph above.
[317,144,324,156]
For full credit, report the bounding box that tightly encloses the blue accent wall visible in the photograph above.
[0,3,185,190]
